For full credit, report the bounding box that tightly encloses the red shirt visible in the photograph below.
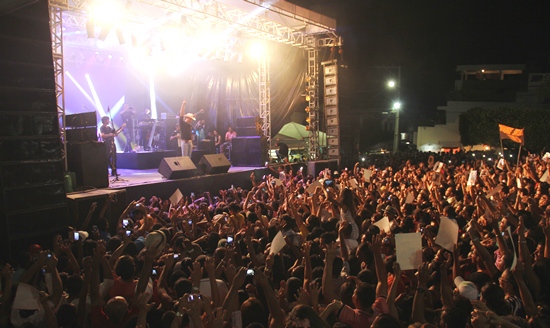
[109,275,137,301]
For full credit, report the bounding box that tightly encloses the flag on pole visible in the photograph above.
[499,124,524,145]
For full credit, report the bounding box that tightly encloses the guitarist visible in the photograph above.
[100,116,125,177]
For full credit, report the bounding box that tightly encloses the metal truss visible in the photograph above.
[58,0,327,48]
[258,52,271,153]
[49,2,68,171]
[306,38,319,160]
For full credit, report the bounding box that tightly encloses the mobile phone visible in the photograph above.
[300,167,303,171]
[191,192,195,198]
[227,236,234,244]
[174,254,179,259]
[123,219,129,227]
[73,231,80,241]
[246,269,255,276]
[47,253,52,259]
[126,230,131,236]
[152,269,157,275]
[501,231,506,236]
[188,219,193,226]
[188,294,195,301]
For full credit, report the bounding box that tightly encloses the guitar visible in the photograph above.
[114,123,126,136]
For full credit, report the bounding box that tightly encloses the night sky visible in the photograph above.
[287,0,550,117]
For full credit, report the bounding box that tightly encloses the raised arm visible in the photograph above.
[371,235,388,297]
[322,242,339,303]
[388,262,402,320]
[256,269,285,328]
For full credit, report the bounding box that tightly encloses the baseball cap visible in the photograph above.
[454,276,479,300]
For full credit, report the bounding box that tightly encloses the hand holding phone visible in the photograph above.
[73,231,80,241]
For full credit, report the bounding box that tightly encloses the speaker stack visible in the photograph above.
[231,136,268,167]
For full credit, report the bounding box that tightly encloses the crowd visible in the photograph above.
[1,150,550,328]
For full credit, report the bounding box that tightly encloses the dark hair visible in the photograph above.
[481,283,510,316]
[371,313,402,328]
[115,255,135,280]
[354,282,376,309]
[287,304,330,328]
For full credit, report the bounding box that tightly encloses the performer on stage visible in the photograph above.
[178,101,205,157]
[138,107,152,151]
[100,116,124,177]
[179,101,195,157]
[120,103,135,153]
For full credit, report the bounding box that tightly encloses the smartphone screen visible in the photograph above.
[73,231,79,241]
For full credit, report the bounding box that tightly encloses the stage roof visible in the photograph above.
[55,0,340,49]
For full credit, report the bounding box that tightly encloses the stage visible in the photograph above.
[67,165,271,205]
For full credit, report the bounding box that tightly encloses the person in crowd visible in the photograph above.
[3,150,550,328]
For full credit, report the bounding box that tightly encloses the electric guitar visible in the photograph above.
[114,123,126,136]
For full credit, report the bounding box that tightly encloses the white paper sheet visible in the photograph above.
[305,181,323,194]
[467,170,478,186]
[435,216,459,252]
[363,169,372,182]
[395,233,423,270]
[169,189,183,205]
[373,216,391,233]
[270,231,286,255]
[541,170,549,183]
[486,184,503,199]
[405,192,414,204]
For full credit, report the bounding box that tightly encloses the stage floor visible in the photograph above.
[102,166,262,189]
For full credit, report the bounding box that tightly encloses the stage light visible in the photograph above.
[305,95,311,101]
[248,42,265,58]
[305,107,310,113]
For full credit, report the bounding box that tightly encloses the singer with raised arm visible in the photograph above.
[178,100,204,157]
[100,116,125,177]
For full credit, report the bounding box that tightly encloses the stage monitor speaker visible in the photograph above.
[199,154,231,174]
[158,156,196,179]
[67,141,109,188]
[191,149,210,166]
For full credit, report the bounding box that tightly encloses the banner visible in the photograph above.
[499,124,524,145]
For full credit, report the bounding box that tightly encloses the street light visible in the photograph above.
[392,101,401,153]
[387,80,396,88]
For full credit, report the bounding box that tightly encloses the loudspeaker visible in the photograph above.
[67,141,109,188]
[191,149,210,165]
[231,136,267,167]
[200,154,231,174]
[66,127,98,142]
[236,127,258,136]
[236,116,257,128]
[307,160,338,178]
[66,189,127,234]
[158,156,196,179]
[66,112,97,128]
